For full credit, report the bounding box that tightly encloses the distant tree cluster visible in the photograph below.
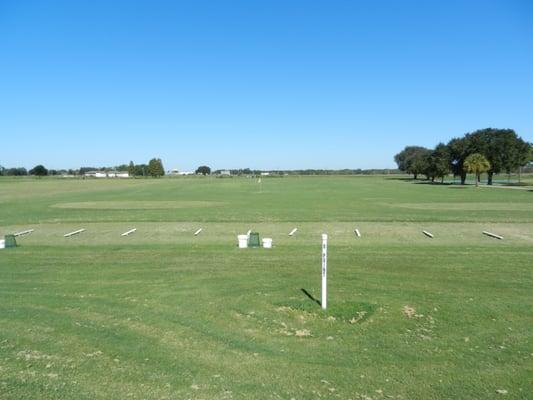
[395,128,531,184]
[0,166,28,176]
[29,165,48,176]
[211,168,401,176]
[195,165,211,175]
[127,159,165,177]
[0,159,166,178]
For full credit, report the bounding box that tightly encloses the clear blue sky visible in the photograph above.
[1,0,532,170]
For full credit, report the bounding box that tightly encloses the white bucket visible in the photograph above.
[262,238,272,248]
[237,234,248,249]
[0,240,5,249]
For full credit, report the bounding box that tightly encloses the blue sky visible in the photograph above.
[1,0,532,170]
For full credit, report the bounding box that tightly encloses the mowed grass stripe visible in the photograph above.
[2,176,533,224]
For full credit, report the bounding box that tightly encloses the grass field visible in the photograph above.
[1,176,532,399]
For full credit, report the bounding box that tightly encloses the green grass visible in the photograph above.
[1,176,532,399]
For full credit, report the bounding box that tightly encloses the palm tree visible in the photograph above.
[463,153,491,187]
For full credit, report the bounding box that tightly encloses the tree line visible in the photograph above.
[0,159,214,178]
[0,158,166,178]
[394,128,532,184]
[211,168,402,176]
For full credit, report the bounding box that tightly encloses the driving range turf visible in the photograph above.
[1,176,532,399]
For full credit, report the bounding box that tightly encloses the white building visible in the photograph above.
[84,171,129,178]
[168,168,194,176]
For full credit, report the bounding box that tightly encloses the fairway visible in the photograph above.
[1,176,532,399]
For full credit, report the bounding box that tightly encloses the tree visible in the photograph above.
[467,128,530,185]
[424,143,450,182]
[447,137,471,184]
[133,164,148,177]
[463,153,490,187]
[5,167,27,176]
[29,165,48,177]
[195,165,211,176]
[394,146,431,179]
[148,158,165,177]
[128,161,135,177]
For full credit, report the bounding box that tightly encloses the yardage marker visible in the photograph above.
[422,230,434,238]
[194,228,203,236]
[289,228,298,236]
[121,228,137,236]
[64,229,85,237]
[354,228,361,238]
[321,234,328,310]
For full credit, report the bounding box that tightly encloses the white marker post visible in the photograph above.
[64,229,85,237]
[289,228,298,236]
[194,228,202,236]
[321,234,328,310]
[422,230,434,238]
[354,228,361,238]
[121,228,137,236]
[14,229,34,237]
[482,231,503,240]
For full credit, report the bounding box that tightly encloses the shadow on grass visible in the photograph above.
[385,176,456,186]
[383,177,415,182]
[412,181,453,186]
[273,290,377,324]
[499,182,532,187]
[300,288,321,307]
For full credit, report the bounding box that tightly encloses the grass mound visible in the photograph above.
[277,297,376,325]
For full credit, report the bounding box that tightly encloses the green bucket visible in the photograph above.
[4,234,17,248]
[248,232,260,248]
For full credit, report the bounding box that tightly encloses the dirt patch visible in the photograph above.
[402,305,416,318]
[295,329,311,338]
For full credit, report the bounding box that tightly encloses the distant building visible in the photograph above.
[83,171,106,178]
[220,170,231,176]
[260,172,270,176]
[84,171,129,178]
[168,168,194,176]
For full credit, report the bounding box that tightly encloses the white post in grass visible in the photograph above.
[321,234,328,310]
